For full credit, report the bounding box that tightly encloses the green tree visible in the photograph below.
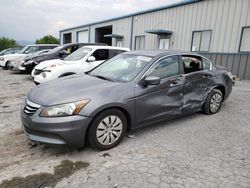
[36,35,59,44]
[0,37,18,51]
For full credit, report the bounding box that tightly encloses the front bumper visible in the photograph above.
[21,104,93,147]
[0,60,6,67]
[32,70,53,84]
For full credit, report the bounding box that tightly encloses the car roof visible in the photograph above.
[61,43,106,47]
[123,50,203,58]
[82,45,130,51]
[26,44,59,47]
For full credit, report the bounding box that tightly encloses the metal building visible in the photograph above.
[59,0,250,79]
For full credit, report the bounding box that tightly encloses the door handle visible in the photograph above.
[169,78,178,87]
[202,74,212,78]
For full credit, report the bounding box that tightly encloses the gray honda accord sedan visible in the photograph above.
[21,51,233,150]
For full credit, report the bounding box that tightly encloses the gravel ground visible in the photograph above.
[0,69,249,188]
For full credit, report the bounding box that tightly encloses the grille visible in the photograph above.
[24,99,41,116]
[34,69,43,75]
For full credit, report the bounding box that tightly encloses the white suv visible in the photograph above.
[31,45,130,84]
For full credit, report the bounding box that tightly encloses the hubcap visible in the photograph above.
[96,115,123,145]
[210,93,222,113]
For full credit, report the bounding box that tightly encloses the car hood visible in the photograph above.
[1,53,26,59]
[32,53,56,63]
[34,59,64,70]
[28,74,132,106]
[34,59,78,70]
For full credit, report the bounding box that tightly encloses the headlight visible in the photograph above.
[40,100,90,117]
[42,72,47,78]
[0,57,4,61]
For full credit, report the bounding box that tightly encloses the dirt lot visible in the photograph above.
[0,69,250,188]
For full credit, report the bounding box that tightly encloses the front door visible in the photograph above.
[135,55,184,126]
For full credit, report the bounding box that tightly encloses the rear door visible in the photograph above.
[182,55,214,112]
[135,55,185,125]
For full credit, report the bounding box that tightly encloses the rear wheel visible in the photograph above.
[203,89,223,115]
[87,109,127,150]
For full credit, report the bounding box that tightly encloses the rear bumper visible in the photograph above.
[21,107,93,147]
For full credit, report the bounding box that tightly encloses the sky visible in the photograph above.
[0,0,182,42]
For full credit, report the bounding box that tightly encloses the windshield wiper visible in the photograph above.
[91,74,113,82]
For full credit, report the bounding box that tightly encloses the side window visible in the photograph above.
[71,45,79,53]
[203,58,211,70]
[109,50,125,58]
[148,56,179,79]
[182,56,202,74]
[92,49,109,61]
[4,50,12,55]
[39,46,56,50]
[25,46,38,54]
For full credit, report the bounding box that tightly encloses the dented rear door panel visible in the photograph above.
[182,71,215,112]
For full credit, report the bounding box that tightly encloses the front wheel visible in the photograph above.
[203,89,223,115]
[3,61,10,70]
[87,109,127,150]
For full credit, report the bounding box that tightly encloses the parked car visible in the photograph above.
[0,48,21,56]
[21,51,233,150]
[8,49,51,71]
[0,44,58,69]
[31,46,130,84]
[19,43,105,73]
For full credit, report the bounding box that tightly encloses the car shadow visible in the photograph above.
[125,112,202,137]
[30,112,204,156]
[9,70,30,75]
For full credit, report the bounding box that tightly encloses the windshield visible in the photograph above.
[19,46,29,54]
[89,54,152,82]
[64,47,91,61]
[25,50,49,60]
[46,45,63,54]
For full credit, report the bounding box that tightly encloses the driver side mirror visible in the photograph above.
[143,76,161,86]
[87,56,96,62]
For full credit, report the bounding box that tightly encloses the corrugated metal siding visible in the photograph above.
[200,53,250,80]
[60,26,89,44]
[129,0,249,52]
[60,0,250,53]
[59,0,250,80]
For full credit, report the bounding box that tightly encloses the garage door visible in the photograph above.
[77,31,88,43]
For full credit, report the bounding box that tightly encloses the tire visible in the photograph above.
[87,109,127,150]
[203,89,223,115]
[3,61,9,70]
[6,61,10,69]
